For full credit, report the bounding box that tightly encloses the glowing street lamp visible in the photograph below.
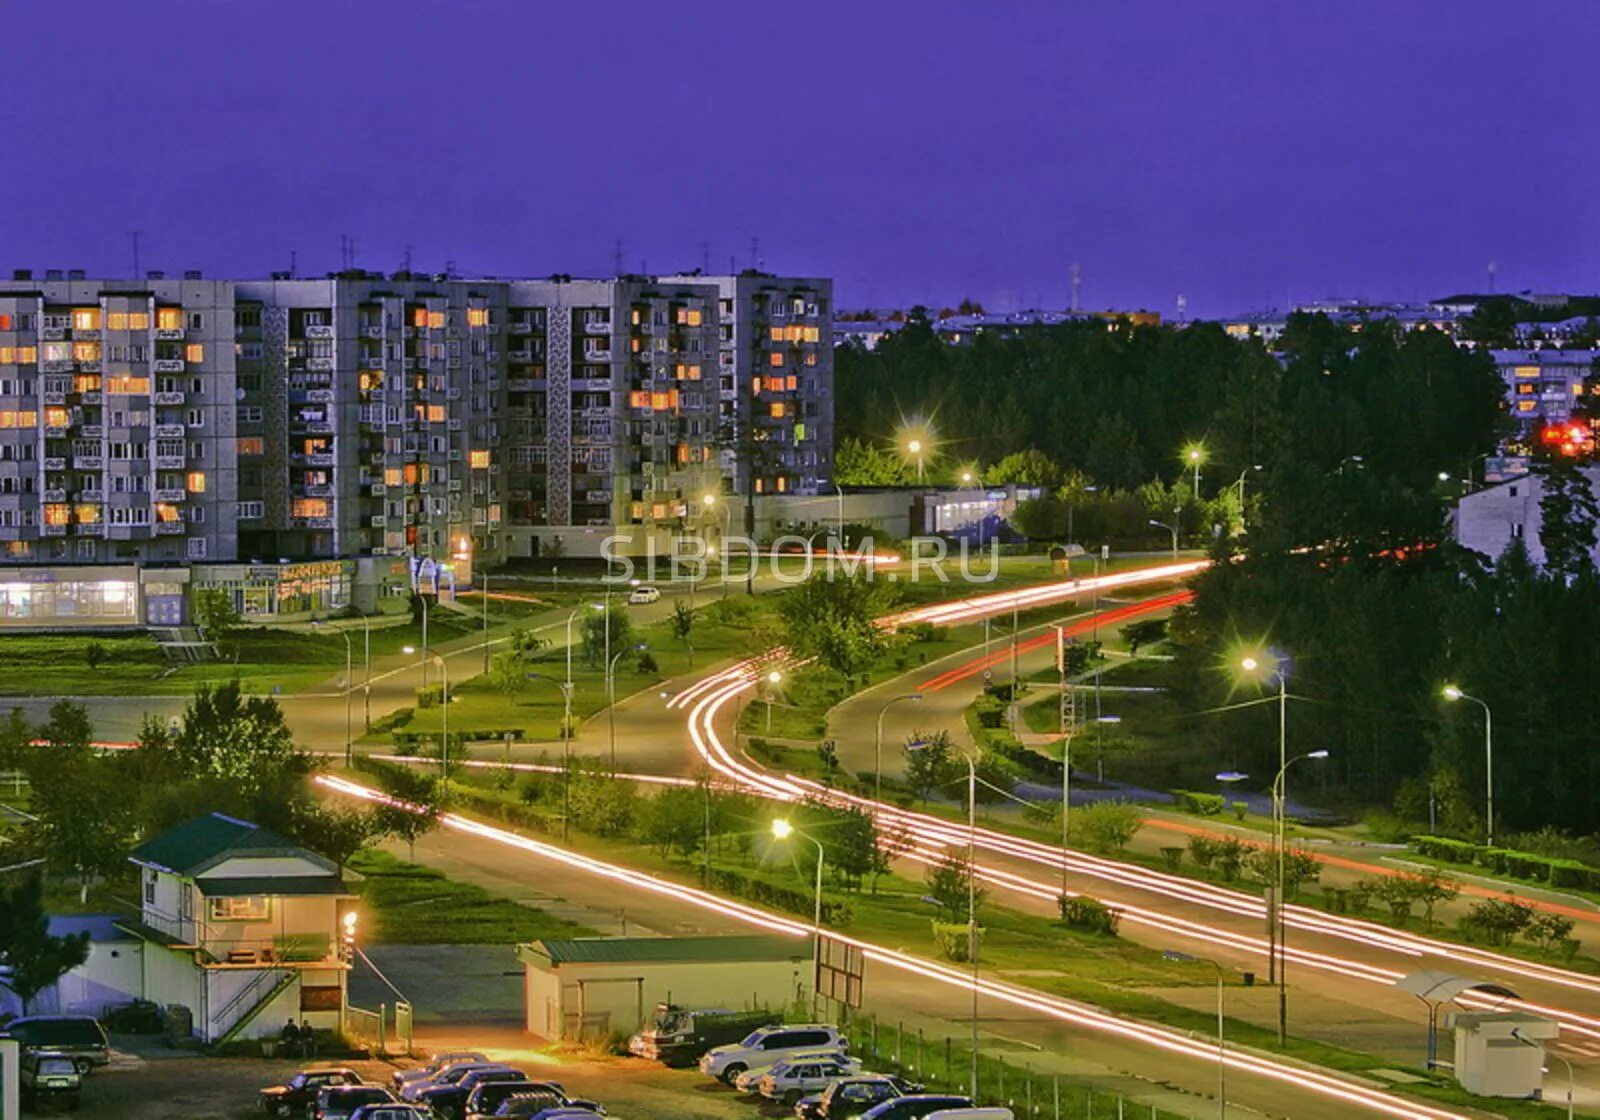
[770,818,825,1011]
[897,423,934,484]
[765,669,783,732]
[402,645,449,778]
[1182,442,1207,499]
[1442,684,1494,846]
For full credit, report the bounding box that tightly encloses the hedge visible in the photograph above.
[1172,790,1226,816]
[705,865,853,927]
[1410,835,1600,892]
[391,727,525,750]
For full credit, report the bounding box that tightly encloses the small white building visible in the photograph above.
[517,935,808,1040]
[116,812,357,1045]
[1452,467,1600,570]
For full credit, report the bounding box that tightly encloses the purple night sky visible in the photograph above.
[5,0,1597,317]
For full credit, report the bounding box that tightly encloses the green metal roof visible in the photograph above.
[520,934,806,968]
[129,813,314,876]
[196,875,353,898]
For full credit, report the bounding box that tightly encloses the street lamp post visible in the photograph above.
[1054,624,1074,885]
[481,570,491,674]
[1184,444,1206,499]
[403,645,449,778]
[1233,465,1261,534]
[1149,517,1179,559]
[771,818,826,1014]
[312,621,354,767]
[1512,1027,1573,1120]
[419,593,431,691]
[360,613,372,732]
[1164,951,1226,1119]
[874,693,923,803]
[607,643,647,775]
[1442,685,1494,847]
[1270,746,1329,1047]
[907,438,925,483]
[764,669,782,733]
[525,671,576,841]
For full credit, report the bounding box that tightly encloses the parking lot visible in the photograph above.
[36,1033,801,1120]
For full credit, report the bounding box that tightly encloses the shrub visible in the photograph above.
[370,707,415,735]
[931,920,982,963]
[1057,895,1121,936]
[1172,790,1226,817]
[1187,836,1219,869]
[84,641,105,669]
[1074,802,1143,853]
[704,865,853,926]
[1526,910,1576,952]
[1410,835,1483,865]
[1212,838,1246,881]
[1460,896,1535,946]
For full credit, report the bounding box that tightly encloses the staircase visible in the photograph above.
[212,968,296,1048]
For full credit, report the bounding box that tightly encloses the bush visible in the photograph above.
[1187,836,1219,869]
[1410,835,1483,865]
[704,865,853,926]
[370,707,416,735]
[1074,802,1143,853]
[85,641,105,669]
[1057,895,1121,936]
[1460,896,1535,946]
[972,695,1007,730]
[931,920,982,963]
[1172,790,1226,817]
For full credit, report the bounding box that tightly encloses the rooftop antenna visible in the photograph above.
[729,254,737,274]
[444,259,457,279]
[1070,263,1082,312]
[749,236,760,271]
[402,245,413,273]
[289,249,297,278]
[130,231,141,278]
[614,239,624,276]
[1487,261,1498,294]
[1176,293,1188,322]
[699,241,711,275]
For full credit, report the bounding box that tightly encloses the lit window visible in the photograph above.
[43,504,70,526]
[0,346,36,364]
[105,376,150,395]
[467,308,489,327]
[44,408,69,427]
[43,342,70,363]
[157,308,184,331]
[427,405,446,423]
[805,353,818,366]
[403,464,419,485]
[629,390,649,408]
[469,449,491,469]
[74,375,100,392]
[651,503,666,519]
[428,311,445,329]
[0,410,36,428]
[650,392,670,410]
[676,308,703,326]
[751,377,763,395]
[74,504,101,524]
[71,308,100,331]
[769,352,784,367]
[803,326,820,343]
[73,342,100,362]
[186,472,206,493]
[1517,400,1536,412]
[208,896,270,921]
[359,371,384,392]
[770,402,786,419]
[384,467,403,486]
[412,308,429,328]
[0,314,10,329]
[1513,365,1541,379]
[776,476,788,493]
[292,498,329,518]
[236,437,264,455]
[754,478,765,494]
[185,343,204,364]
[786,375,798,390]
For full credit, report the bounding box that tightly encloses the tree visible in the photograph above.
[487,651,531,700]
[191,588,240,643]
[168,680,300,797]
[986,449,1061,489]
[814,804,886,891]
[1535,459,1600,580]
[669,599,695,665]
[291,804,377,870]
[1244,847,1322,898]
[903,729,958,802]
[0,874,90,1013]
[637,786,705,857]
[834,436,915,487]
[1074,802,1143,852]
[581,606,634,668]
[924,849,984,924]
[372,767,447,860]
[777,572,895,682]
[24,701,130,891]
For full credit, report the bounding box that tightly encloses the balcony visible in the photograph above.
[80,425,103,438]
[293,516,335,529]
[359,325,383,339]
[41,361,73,374]
[43,391,66,405]
[155,328,184,341]
[304,325,335,339]
[367,482,387,495]
[156,522,186,535]
[305,388,335,403]
[153,359,185,373]
[154,392,185,405]
[301,484,333,498]
[155,456,185,470]
[155,489,187,503]
[509,322,533,335]
[582,346,613,362]
[81,391,102,405]
[307,358,334,372]
[43,458,65,471]
[299,422,335,435]
[584,319,613,335]
[507,379,543,393]
[78,360,101,372]
[155,424,185,438]
[41,523,66,536]
[44,426,66,439]
[40,327,65,341]
[369,515,386,528]
[42,489,65,503]
[304,453,334,467]
[78,523,105,536]
[79,489,104,503]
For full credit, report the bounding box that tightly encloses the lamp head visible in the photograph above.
[1216,770,1249,783]
[1240,656,1259,673]
[907,438,922,454]
[767,670,783,685]
[1442,684,1464,702]
[1306,749,1330,760]
[702,493,716,507]
[770,818,794,840]
[402,645,417,655]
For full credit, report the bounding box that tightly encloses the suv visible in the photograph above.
[4,1015,111,1072]
[796,1075,924,1119]
[20,1050,82,1110]
[465,1080,588,1119]
[700,1024,848,1083]
[414,1066,527,1117]
[759,1055,864,1105]
[259,1067,363,1116]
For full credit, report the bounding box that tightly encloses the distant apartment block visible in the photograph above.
[0,268,832,625]
[1492,348,1597,438]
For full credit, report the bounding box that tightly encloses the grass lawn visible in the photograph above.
[348,848,597,943]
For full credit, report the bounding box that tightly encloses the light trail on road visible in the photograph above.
[317,772,1472,1120]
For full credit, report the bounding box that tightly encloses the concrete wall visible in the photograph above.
[1453,467,1600,570]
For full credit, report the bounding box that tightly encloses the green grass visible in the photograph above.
[348,848,598,944]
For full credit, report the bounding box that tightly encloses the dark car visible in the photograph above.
[349,1106,431,1120]
[466,1080,567,1120]
[258,1067,363,1117]
[415,1067,528,1119]
[3,1015,111,1073]
[860,1096,976,1120]
[798,1075,924,1119]
[313,1083,397,1120]
[20,1050,83,1110]
[489,1091,606,1118]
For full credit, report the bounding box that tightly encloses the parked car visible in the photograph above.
[923,1110,1013,1120]
[733,1048,853,1093]
[628,1002,779,1067]
[19,1050,82,1110]
[627,585,661,604]
[399,1061,512,1101]
[258,1067,364,1117]
[860,1096,978,1120]
[758,1055,864,1105]
[349,1106,432,1120]
[392,1051,489,1094]
[313,1084,397,1120]
[486,1090,606,1118]
[699,1024,848,1083]
[414,1066,528,1118]
[465,1079,578,1119]
[795,1074,925,1119]
[3,1015,111,1072]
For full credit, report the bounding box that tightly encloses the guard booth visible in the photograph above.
[1446,1010,1558,1098]
[517,935,808,1041]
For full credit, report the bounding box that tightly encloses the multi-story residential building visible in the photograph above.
[1492,348,1597,440]
[663,273,834,503]
[0,268,834,623]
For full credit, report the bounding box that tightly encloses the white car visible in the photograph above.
[700,1024,848,1084]
[391,1051,487,1093]
[758,1055,864,1105]
[731,1048,852,1093]
[627,585,661,604]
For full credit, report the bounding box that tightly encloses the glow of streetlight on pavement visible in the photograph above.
[770,818,793,840]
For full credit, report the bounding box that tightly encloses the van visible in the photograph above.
[3,1015,111,1072]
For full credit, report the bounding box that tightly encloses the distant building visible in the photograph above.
[1491,349,1597,436]
[1452,467,1600,570]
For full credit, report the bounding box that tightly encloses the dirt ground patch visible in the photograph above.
[53,1038,788,1120]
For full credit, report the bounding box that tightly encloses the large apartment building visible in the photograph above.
[0,268,831,624]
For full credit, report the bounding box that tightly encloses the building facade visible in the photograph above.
[0,269,834,612]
